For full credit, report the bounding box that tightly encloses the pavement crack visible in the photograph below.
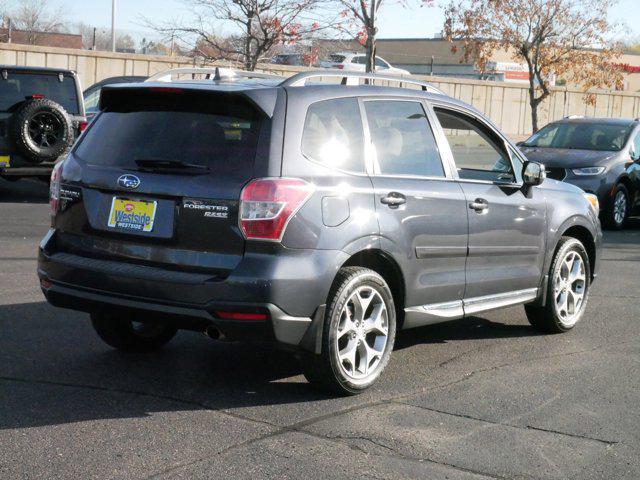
[523,425,619,446]
[393,401,619,446]
[324,434,396,452]
[0,375,277,430]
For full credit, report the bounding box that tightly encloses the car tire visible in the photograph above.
[604,183,629,230]
[525,237,591,333]
[90,313,178,352]
[11,99,74,163]
[301,267,396,395]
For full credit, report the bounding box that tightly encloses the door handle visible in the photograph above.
[469,198,489,212]
[381,192,406,208]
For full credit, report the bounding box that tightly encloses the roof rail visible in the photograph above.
[563,115,585,119]
[146,67,283,83]
[280,70,444,94]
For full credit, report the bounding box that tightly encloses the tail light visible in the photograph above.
[336,64,344,70]
[78,121,88,133]
[49,161,63,224]
[239,178,313,241]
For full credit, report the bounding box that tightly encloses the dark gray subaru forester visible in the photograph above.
[38,68,602,394]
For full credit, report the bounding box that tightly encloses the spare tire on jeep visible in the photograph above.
[10,98,74,163]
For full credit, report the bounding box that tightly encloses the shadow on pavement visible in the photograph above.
[0,178,49,204]
[0,300,542,430]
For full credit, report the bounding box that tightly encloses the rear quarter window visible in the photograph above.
[301,98,365,173]
[0,72,79,113]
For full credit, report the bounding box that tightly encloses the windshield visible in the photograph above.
[522,122,632,151]
[75,90,262,174]
[0,72,79,113]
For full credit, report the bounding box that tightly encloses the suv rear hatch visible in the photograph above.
[54,86,270,279]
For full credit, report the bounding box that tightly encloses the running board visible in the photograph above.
[403,288,539,329]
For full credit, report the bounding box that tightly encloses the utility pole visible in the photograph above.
[111,0,117,52]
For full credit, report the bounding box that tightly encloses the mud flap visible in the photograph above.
[298,305,326,354]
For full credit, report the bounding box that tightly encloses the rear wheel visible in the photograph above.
[90,312,178,352]
[301,267,396,395]
[525,237,590,333]
[604,183,629,230]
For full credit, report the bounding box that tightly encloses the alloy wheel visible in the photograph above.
[613,190,627,226]
[27,112,63,148]
[553,250,586,327]
[334,286,389,381]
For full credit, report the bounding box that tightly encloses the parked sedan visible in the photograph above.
[319,52,410,76]
[519,117,640,229]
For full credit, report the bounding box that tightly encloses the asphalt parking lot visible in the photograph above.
[1,179,639,480]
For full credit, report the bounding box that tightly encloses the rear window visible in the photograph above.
[329,54,346,63]
[75,89,263,174]
[0,72,79,113]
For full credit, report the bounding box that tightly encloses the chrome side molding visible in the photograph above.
[403,288,539,330]
[404,300,464,329]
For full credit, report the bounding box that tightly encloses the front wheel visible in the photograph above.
[525,237,591,333]
[301,267,396,395]
[91,313,178,352]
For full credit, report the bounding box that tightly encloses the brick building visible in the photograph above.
[0,28,82,49]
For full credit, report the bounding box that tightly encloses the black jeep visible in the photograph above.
[0,66,86,181]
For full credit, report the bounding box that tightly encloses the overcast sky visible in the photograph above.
[11,0,640,42]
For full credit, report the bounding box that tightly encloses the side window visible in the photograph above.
[434,108,515,183]
[84,87,101,113]
[301,98,365,173]
[364,100,445,178]
[375,58,389,69]
[632,131,640,158]
[352,56,365,64]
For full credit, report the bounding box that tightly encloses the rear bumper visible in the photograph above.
[38,229,345,348]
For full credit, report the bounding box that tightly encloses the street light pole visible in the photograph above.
[111,0,117,52]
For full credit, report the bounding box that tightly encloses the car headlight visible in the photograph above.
[583,193,599,215]
[572,166,605,176]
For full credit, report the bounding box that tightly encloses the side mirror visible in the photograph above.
[516,141,525,147]
[523,161,546,187]
[630,146,640,162]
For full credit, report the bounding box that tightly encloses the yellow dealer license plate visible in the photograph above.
[107,198,157,233]
[0,156,10,168]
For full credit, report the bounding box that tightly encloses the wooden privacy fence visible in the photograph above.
[3,42,639,138]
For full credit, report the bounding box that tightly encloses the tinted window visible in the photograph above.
[329,54,346,63]
[365,101,444,177]
[301,98,365,173]
[0,72,78,113]
[352,56,366,65]
[633,130,640,157]
[84,86,101,113]
[375,58,389,68]
[523,122,632,151]
[76,91,261,174]
[435,108,515,182]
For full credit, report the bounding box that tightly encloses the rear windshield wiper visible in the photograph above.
[134,158,210,171]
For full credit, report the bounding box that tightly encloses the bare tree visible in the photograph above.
[10,0,67,45]
[444,0,623,132]
[332,0,433,73]
[146,0,328,70]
